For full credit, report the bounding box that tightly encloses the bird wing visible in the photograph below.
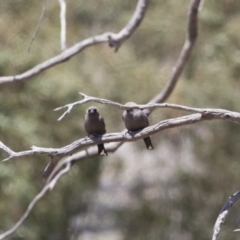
[142,112,149,126]
[122,111,126,121]
[99,116,106,128]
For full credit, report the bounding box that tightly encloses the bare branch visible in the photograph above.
[0,0,149,84]
[45,142,124,183]
[47,97,240,182]
[28,0,48,52]
[0,162,71,240]
[212,190,240,240]
[0,141,46,162]
[58,0,67,50]
[2,110,240,164]
[54,92,126,120]
[109,0,149,51]
[149,0,200,105]
[55,93,240,122]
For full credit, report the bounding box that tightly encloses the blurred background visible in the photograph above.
[1,0,240,239]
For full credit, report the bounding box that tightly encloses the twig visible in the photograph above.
[28,0,48,52]
[0,0,149,84]
[0,162,70,240]
[58,0,67,50]
[212,190,240,240]
[54,93,240,122]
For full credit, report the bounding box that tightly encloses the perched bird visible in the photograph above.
[122,102,154,150]
[84,106,107,156]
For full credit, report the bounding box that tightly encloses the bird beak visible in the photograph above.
[89,109,95,114]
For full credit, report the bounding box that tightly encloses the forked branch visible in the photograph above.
[0,0,149,84]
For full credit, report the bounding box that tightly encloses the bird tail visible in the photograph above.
[143,137,154,150]
[98,144,108,156]
[42,158,59,181]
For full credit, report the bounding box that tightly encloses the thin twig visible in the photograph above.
[28,0,48,52]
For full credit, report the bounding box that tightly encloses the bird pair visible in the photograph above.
[84,102,154,156]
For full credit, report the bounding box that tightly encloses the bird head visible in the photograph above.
[87,106,98,115]
[125,102,138,113]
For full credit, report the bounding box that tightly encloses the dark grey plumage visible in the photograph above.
[42,158,59,181]
[122,102,154,150]
[41,106,107,181]
[84,106,107,156]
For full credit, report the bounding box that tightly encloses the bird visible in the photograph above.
[122,102,154,150]
[84,106,107,156]
[42,157,60,181]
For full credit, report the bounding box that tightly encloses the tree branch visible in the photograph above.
[55,93,240,122]
[44,142,125,184]
[0,0,148,84]
[2,108,240,164]
[212,190,240,240]
[149,0,200,105]
[58,0,67,50]
[0,161,71,240]
[109,0,149,51]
